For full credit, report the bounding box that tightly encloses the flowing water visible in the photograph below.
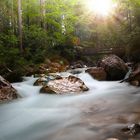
[0,70,140,140]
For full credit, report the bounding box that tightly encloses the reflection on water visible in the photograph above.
[0,71,140,140]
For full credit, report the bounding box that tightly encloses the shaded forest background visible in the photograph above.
[0,0,140,81]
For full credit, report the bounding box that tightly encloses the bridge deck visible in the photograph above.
[76,47,125,56]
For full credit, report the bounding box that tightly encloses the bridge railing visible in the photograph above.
[76,46,125,57]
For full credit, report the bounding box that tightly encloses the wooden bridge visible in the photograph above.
[76,46,126,57]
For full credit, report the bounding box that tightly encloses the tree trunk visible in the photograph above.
[126,2,132,61]
[26,0,30,29]
[11,0,16,48]
[18,0,23,54]
[11,0,14,33]
[40,0,46,29]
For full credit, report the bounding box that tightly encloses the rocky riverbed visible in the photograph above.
[0,69,140,140]
[0,55,140,140]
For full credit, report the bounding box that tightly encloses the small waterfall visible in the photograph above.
[124,67,132,80]
[12,76,40,97]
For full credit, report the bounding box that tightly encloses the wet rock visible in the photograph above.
[70,60,86,69]
[122,123,140,136]
[68,69,83,75]
[130,80,139,86]
[98,55,128,81]
[39,62,67,74]
[4,70,23,83]
[86,67,107,81]
[70,70,82,75]
[25,61,68,76]
[34,77,48,86]
[39,64,49,74]
[40,75,89,94]
[0,75,18,102]
[126,62,134,67]
[122,63,140,86]
[81,56,96,67]
[40,85,56,94]
[34,74,46,78]
[128,63,140,86]
[34,75,62,86]
[24,64,39,76]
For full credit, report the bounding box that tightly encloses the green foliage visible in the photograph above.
[129,26,140,47]
[0,45,27,69]
[0,32,18,48]
[23,25,48,63]
[23,25,48,49]
[1,0,140,82]
[53,44,77,61]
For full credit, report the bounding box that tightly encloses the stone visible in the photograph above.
[40,75,89,94]
[24,64,39,76]
[129,63,140,86]
[70,60,85,69]
[68,69,83,75]
[5,70,23,83]
[0,75,18,102]
[86,67,107,81]
[122,123,140,136]
[34,75,62,86]
[123,63,140,86]
[98,55,128,81]
[40,85,56,94]
[34,74,46,78]
[34,77,48,86]
[130,80,139,86]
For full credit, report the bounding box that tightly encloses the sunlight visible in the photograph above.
[86,0,115,16]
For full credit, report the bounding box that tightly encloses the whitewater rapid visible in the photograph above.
[0,70,140,140]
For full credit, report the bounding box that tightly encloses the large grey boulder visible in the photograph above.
[98,55,128,81]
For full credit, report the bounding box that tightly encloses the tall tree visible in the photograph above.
[18,0,23,53]
[40,0,46,29]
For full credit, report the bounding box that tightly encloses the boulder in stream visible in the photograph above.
[86,67,107,81]
[98,55,128,81]
[0,75,18,102]
[124,63,140,86]
[122,123,140,136]
[70,60,86,69]
[40,75,89,94]
[34,75,62,86]
[36,62,66,74]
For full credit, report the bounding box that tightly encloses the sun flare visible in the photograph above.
[86,0,115,16]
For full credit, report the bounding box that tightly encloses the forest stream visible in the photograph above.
[0,69,140,140]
